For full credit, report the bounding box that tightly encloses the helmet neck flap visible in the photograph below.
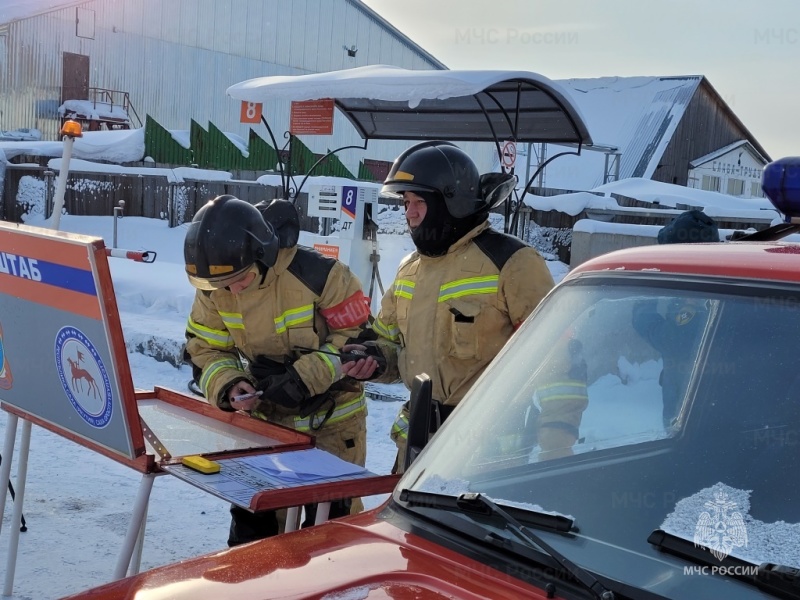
[410,191,488,257]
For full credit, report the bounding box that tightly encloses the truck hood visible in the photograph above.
[63,509,553,599]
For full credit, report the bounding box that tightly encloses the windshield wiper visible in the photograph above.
[649,529,800,599]
[399,488,574,533]
[455,492,615,600]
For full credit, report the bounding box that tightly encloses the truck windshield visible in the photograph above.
[398,276,800,589]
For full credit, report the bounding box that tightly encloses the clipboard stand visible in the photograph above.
[0,222,398,594]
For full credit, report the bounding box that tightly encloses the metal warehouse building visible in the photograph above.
[0,0,492,175]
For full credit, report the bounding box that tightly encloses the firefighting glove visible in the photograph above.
[249,355,291,381]
[255,364,310,410]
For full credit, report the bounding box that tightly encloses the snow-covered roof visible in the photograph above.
[0,128,145,164]
[59,99,130,123]
[689,139,768,168]
[0,128,42,142]
[524,177,779,222]
[530,76,702,190]
[227,65,594,145]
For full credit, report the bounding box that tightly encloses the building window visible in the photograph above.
[751,182,763,198]
[702,175,721,192]
[76,8,95,39]
[727,178,744,196]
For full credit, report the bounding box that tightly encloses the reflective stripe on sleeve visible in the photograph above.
[536,380,589,404]
[391,410,409,440]
[219,311,244,330]
[294,392,366,432]
[317,342,340,382]
[373,317,400,341]
[186,318,234,349]
[274,304,314,334]
[393,279,415,300]
[199,357,244,398]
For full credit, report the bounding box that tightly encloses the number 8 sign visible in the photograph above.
[341,186,357,220]
[240,101,263,124]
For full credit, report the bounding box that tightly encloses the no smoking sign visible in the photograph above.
[501,140,517,169]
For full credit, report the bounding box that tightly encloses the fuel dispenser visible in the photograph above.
[299,183,384,310]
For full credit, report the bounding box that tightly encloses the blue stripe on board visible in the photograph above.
[41,262,97,295]
[0,254,96,296]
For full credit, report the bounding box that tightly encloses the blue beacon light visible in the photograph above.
[762,157,800,222]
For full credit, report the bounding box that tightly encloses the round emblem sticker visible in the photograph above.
[54,327,113,428]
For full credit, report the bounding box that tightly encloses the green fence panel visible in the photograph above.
[358,161,376,181]
[244,129,279,172]
[285,135,315,176]
[144,115,193,165]
[207,122,249,171]
[315,149,355,179]
[190,120,209,168]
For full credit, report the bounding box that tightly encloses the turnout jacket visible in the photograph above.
[185,245,370,431]
[372,221,555,407]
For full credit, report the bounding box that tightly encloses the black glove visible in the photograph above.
[249,355,290,381]
[256,365,310,410]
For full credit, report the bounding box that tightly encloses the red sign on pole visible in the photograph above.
[240,101,263,124]
[290,99,334,135]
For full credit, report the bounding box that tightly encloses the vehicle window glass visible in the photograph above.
[402,280,800,573]
[417,284,716,479]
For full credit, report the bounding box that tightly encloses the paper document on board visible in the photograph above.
[245,448,367,482]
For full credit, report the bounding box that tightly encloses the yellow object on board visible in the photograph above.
[181,455,220,474]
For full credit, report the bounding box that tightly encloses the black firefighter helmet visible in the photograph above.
[184,195,279,290]
[381,141,484,218]
[381,141,517,256]
[381,140,517,219]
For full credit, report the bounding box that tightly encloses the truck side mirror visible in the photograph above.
[404,374,432,471]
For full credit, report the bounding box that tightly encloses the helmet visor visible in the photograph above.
[186,264,252,291]
[380,181,439,200]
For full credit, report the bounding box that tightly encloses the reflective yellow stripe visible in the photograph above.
[537,380,589,403]
[186,318,234,349]
[200,357,243,397]
[393,279,415,300]
[438,275,499,302]
[391,411,409,440]
[315,343,340,381]
[373,317,399,341]
[219,310,244,330]
[274,304,314,334]
[294,392,366,431]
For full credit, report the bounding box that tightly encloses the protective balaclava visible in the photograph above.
[410,191,489,257]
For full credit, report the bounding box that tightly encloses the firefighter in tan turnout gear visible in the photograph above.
[183,195,369,546]
[342,141,555,473]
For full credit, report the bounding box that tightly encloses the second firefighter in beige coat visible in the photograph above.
[342,141,557,472]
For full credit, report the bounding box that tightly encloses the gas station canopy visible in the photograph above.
[227,65,593,146]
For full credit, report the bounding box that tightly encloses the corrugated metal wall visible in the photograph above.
[0,0,495,174]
